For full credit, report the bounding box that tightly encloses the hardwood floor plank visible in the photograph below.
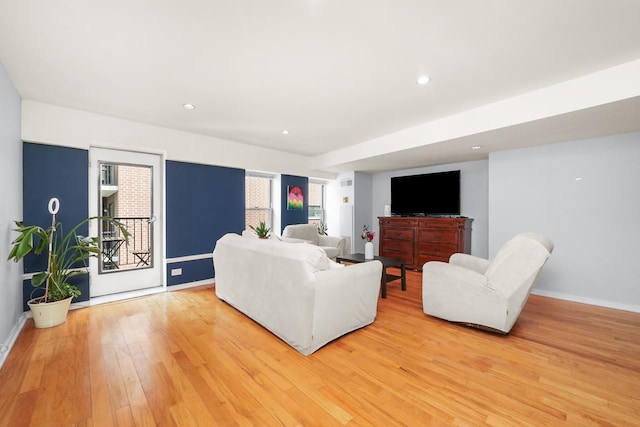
[1,388,38,427]
[113,405,135,427]
[1,272,639,426]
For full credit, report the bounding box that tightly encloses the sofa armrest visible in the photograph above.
[318,235,346,256]
[309,261,383,353]
[449,253,492,274]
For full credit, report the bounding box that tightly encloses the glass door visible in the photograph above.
[89,147,164,297]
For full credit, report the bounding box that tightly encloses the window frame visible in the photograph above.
[245,171,275,231]
[308,179,326,226]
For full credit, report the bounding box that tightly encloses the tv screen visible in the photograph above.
[391,170,461,216]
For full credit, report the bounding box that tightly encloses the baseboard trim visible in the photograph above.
[0,314,27,370]
[89,286,167,307]
[166,253,213,264]
[168,279,214,291]
[531,289,640,313]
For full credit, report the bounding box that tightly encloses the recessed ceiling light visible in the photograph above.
[471,145,482,150]
[183,103,195,110]
[417,75,431,85]
[282,130,289,135]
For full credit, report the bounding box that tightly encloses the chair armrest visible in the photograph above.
[318,235,346,256]
[281,237,313,244]
[423,261,491,294]
[422,261,508,331]
[449,253,491,274]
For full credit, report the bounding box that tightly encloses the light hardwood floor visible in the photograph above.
[1,270,639,426]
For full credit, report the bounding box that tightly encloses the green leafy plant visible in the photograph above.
[249,221,271,238]
[8,217,129,303]
[317,221,328,236]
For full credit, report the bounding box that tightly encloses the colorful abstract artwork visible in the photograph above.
[287,185,304,210]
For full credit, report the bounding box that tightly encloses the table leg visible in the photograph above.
[401,263,406,291]
[381,267,387,299]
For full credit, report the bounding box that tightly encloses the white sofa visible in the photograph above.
[212,233,383,355]
[281,223,346,259]
[422,233,554,334]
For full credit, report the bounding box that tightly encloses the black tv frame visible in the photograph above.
[390,170,461,217]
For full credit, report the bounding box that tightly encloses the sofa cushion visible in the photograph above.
[320,246,340,259]
[282,224,320,246]
[220,233,330,273]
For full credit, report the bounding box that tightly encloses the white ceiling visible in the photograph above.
[1,0,640,173]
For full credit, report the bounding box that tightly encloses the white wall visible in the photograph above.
[489,133,640,312]
[330,172,355,253]
[21,101,335,180]
[372,160,489,258]
[0,63,25,368]
[353,172,373,254]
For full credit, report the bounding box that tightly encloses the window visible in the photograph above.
[308,180,325,228]
[101,164,117,185]
[245,172,274,230]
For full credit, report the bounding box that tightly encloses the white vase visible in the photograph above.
[364,241,374,259]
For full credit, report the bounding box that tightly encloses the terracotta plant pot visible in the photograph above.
[27,296,73,328]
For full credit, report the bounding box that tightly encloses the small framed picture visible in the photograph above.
[287,185,304,210]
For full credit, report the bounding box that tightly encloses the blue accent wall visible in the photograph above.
[166,161,245,284]
[280,174,308,232]
[22,143,90,306]
[20,145,246,304]
[166,258,214,286]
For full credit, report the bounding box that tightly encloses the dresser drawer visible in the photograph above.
[418,243,457,258]
[418,229,457,244]
[418,218,466,229]
[379,217,416,228]
[380,247,414,266]
[381,227,414,241]
[382,238,413,253]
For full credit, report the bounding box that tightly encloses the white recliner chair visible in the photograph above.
[422,233,554,334]
[282,223,346,259]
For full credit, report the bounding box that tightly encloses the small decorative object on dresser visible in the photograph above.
[361,224,375,259]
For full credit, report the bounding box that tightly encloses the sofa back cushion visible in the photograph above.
[216,232,329,274]
[282,224,320,246]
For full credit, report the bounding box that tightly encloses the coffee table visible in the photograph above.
[336,253,406,298]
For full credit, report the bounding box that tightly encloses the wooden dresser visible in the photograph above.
[378,216,473,270]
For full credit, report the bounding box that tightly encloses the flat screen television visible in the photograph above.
[390,170,461,216]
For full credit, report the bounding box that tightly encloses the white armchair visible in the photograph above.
[282,223,346,259]
[422,233,554,334]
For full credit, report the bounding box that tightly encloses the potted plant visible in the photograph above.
[317,221,328,236]
[8,198,129,328]
[249,221,271,239]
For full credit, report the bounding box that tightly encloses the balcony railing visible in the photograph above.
[101,216,152,270]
